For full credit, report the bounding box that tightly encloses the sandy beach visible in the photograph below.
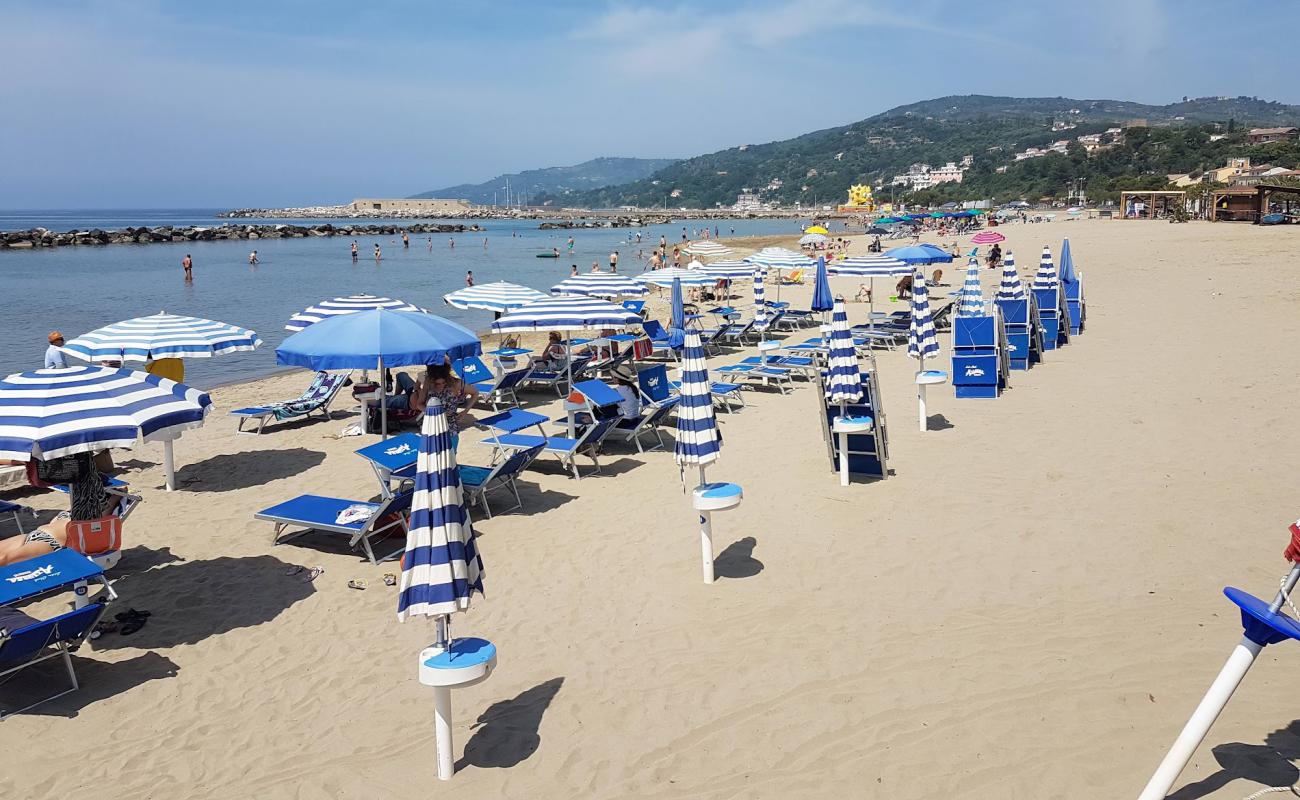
[4,217,1300,800]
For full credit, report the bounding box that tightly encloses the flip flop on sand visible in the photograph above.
[382,573,397,587]
[303,566,324,583]
[347,579,367,590]
[284,565,304,577]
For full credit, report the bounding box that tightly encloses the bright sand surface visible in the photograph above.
[3,218,1300,799]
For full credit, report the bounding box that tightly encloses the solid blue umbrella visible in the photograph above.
[277,308,481,439]
[887,245,948,265]
[1033,245,1058,290]
[996,252,1026,300]
[669,277,687,348]
[811,256,834,314]
[1059,238,1079,285]
[62,313,261,363]
[956,257,986,317]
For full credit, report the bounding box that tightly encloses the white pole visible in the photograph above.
[434,686,455,780]
[837,401,850,487]
[697,465,714,584]
[163,439,176,491]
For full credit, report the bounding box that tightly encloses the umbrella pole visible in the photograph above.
[429,615,455,781]
[565,335,576,438]
[1139,563,1300,800]
[163,439,176,491]
[917,353,928,433]
[837,401,850,487]
[379,356,388,441]
[697,465,714,584]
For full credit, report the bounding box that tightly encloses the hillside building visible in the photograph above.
[734,193,764,212]
[1247,127,1298,145]
[890,160,969,190]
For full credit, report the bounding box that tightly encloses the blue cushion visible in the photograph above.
[458,465,493,487]
[423,637,496,670]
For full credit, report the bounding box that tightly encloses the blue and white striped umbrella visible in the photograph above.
[683,241,732,259]
[956,257,986,317]
[633,267,714,288]
[550,273,648,298]
[673,329,720,468]
[287,294,424,332]
[753,267,769,332]
[827,255,911,277]
[698,260,757,280]
[745,248,815,271]
[62,313,261,363]
[996,252,1026,300]
[824,300,863,404]
[442,281,546,313]
[0,365,212,461]
[1033,245,1058,290]
[397,398,483,622]
[490,296,642,333]
[907,272,940,364]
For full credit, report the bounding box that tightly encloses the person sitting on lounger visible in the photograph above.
[0,457,113,566]
[425,364,480,450]
[895,274,914,299]
[385,369,431,412]
[610,363,642,421]
[854,284,872,303]
[530,332,567,370]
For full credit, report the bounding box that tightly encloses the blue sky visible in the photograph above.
[2,0,1297,208]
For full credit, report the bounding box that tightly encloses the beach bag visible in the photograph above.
[632,336,654,360]
[27,453,92,487]
[65,515,122,556]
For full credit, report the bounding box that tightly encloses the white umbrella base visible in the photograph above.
[420,636,498,780]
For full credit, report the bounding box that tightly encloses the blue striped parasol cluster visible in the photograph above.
[683,241,732,260]
[490,296,642,333]
[907,272,941,363]
[698,260,757,280]
[673,329,721,468]
[996,252,1026,300]
[827,255,911,277]
[286,294,424,332]
[753,267,769,332]
[550,273,648,298]
[633,267,714,288]
[62,313,261,363]
[956,257,986,317]
[0,365,212,461]
[442,281,546,313]
[1033,245,1058,290]
[824,299,863,404]
[398,398,483,621]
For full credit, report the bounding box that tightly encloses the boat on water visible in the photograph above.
[536,252,560,258]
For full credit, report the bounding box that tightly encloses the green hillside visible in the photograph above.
[412,157,678,205]
[558,95,1300,208]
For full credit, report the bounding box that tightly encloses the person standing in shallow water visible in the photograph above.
[402,231,409,248]
[465,270,474,287]
[350,241,358,262]
[181,254,193,280]
[374,243,381,261]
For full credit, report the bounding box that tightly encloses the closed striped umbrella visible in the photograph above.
[996,252,1026,300]
[398,398,483,622]
[442,281,546,313]
[907,272,940,364]
[490,296,642,333]
[956,257,986,317]
[1033,245,1058,290]
[827,255,910,277]
[684,241,732,259]
[286,294,423,332]
[550,273,648,298]
[674,329,720,468]
[824,300,863,404]
[63,313,261,363]
[811,256,834,313]
[753,267,769,332]
[633,267,714,288]
[697,260,757,280]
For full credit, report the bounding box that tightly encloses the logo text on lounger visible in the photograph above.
[964,366,985,377]
[385,444,413,456]
[6,564,54,583]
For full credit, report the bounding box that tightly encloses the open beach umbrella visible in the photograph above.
[799,233,828,246]
[491,296,642,394]
[277,309,481,440]
[286,294,424,332]
[0,365,212,491]
[865,226,889,235]
[753,267,769,334]
[747,248,814,301]
[674,328,723,582]
[633,267,713,288]
[442,281,546,314]
[804,225,829,235]
[550,273,647,298]
[697,260,756,281]
[1033,245,1058,290]
[908,271,942,432]
[956,257,986,317]
[971,231,1005,245]
[886,245,947,265]
[811,256,834,314]
[62,313,261,366]
[828,255,910,277]
[683,241,732,259]
[1059,238,1079,285]
[397,397,485,780]
[996,252,1026,300]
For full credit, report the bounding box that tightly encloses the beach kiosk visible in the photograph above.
[816,357,889,480]
[950,312,1010,398]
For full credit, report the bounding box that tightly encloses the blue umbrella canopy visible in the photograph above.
[397,398,483,621]
[824,299,863,403]
[0,365,212,461]
[918,243,954,262]
[886,245,948,265]
[63,313,261,363]
[1059,238,1079,284]
[956,257,986,317]
[811,256,834,313]
[277,309,481,371]
[673,329,720,468]
[907,272,940,364]
[1033,245,1058,290]
[996,252,1026,300]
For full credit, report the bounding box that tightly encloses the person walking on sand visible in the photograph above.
[374,243,382,261]
[181,254,193,280]
[44,331,68,369]
[402,231,409,248]
[351,241,359,262]
[466,270,474,287]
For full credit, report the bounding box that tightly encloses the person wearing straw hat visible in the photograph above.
[44,332,68,369]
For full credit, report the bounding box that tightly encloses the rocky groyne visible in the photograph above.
[0,222,482,250]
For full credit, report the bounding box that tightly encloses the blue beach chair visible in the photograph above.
[479,415,620,480]
[817,360,890,480]
[255,489,412,564]
[229,371,351,435]
[458,444,545,519]
[611,397,679,452]
[0,500,33,534]
[950,314,1008,399]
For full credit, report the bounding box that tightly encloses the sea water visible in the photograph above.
[0,213,822,387]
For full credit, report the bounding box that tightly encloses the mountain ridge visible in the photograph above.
[411,156,678,205]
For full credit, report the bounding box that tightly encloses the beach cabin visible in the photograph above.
[816,361,889,479]
[1032,287,1070,351]
[950,313,1009,398]
[995,297,1042,370]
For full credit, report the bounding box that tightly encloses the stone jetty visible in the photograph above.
[0,222,482,250]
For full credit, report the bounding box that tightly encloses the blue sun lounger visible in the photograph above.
[459,443,545,519]
[229,371,350,435]
[479,415,619,480]
[454,356,531,411]
[1032,287,1069,351]
[0,549,113,719]
[255,489,412,564]
[995,297,1042,369]
[1064,278,1086,336]
[0,500,33,534]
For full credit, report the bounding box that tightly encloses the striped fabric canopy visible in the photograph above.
[490,296,642,333]
[442,281,546,313]
[824,299,863,404]
[996,252,1026,300]
[673,329,720,468]
[971,231,1005,245]
[746,248,815,271]
[753,268,769,332]
[633,267,714,287]
[697,260,757,280]
[683,241,732,259]
[286,294,423,332]
[62,313,261,363]
[956,257,986,317]
[1033,245,1058,290]
[397,399,483,622]
[0,366,212,461]
[550,273,648,298]
[907,272,940,363]
[828,255,911,277]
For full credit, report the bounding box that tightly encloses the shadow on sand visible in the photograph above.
[1168,720,1300,799]
[0,651,179,719]
[172,448,326,492]
[457,677,564,771]
[714,536,764,580]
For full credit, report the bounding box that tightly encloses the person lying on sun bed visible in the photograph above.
[0,458,113,566]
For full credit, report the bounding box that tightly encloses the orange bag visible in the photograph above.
[65,515,122,556]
